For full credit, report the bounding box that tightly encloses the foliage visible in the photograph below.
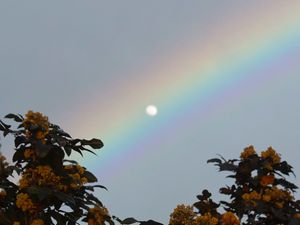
[1,111,300,225]
[0,111,113,225]
[168,146,300,225]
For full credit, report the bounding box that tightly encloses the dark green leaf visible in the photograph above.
[14,136,26,148]
[80,146,97,155]
[140,220,163,225]
[120,217,138,224]
[3,130,10,137]
[53,191,75,206]
[207,158,222,164]
[276,178,298,190]
[289,218,300,225]
[85,193,103,206]
[83,171,98,183]
[93,184,108,190]
[13,149,24,162]
[35,140,51,158]
[202,189,211,198]
[25,186,52,201]
[0,211,11,224]
[0,120,11,129]
[5,113,23,122]
[64,146,72,156]
[72,147,83,157]
[51,211,68,225]
[219,187,231,195]
[219,162,237,171]
[0,123,5,131]
[82,138,104,149]
[63,159,78,164]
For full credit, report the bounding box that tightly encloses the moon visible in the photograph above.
[145,105,158,116]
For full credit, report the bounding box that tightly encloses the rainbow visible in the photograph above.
[66,3,300,180]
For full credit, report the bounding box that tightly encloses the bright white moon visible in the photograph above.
[146,105,158,116]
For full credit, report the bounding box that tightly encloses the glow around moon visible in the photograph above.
[146,105,158,116]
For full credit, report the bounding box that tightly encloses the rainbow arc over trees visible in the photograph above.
[69,3,300,179]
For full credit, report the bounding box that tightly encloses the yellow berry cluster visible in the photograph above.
[194,213,218,225]
[0,189,6,198]
[261,147,281,164]
[23,111,49,139]
[16,193,37,214]
[88,206,109,225]
[220,212,239,225]
[65,164,88,190]
[242,186,293,209]
[260,174,275,186]
[264,187,293,208]
[240,146,256,159]
[242,190,261,201]
[169,204,196,225]
[30,219,44,225]
[0,154,9,171]
[24,149,36,160]
[243,190,263,207]
[169,205,240,225]
[19,166,60,189]
[14,219,44,225]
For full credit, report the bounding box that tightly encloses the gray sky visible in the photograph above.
[1,1,300,224]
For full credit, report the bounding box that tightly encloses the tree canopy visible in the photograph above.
[0,111,300,225]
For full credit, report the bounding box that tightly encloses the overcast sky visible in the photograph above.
[1,1,300,224]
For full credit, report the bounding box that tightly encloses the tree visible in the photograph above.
[0,111,113,225]
[1,111,300,225]
[169,146,300,225]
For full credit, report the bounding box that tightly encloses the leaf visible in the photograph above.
[35,140,51,158]
[14,136,26,148]
[82,138,104,149]
[56,129,72,138]
[202,189,211,198]
[271,207,286,220]
[72,147,83,157]
[25,186,52,201]
[207,158,222,164]
[289,218,300,225]
[17,123,24,129]
[3,130,10,137]
[53,191,75,206]
[140,220,163,225]
[85,185,108,191]
[0,123,5,131]
[276,161,295,176]
[93,184,108,190]
[5,113,23,122]
[0,120,11,129]
[83,170,98,183]
[6,165,21,176]
[13,149,24,162]
[71,139,81,146]
[0,211,11,224]
[64,146,72,156]
[85,193,103,206]
[54,201,63,210]
[63,159,78,164]
[80,146,97,156]
[65,209,83,222]
[276,178,298,190]
[219,162,237,171]
[51,211,68,225]
[120,217,139,224]
[219,187,231,195]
